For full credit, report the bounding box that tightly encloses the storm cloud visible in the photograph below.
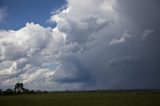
[0,0,160,90]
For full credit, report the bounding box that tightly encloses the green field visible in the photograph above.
[0,92,160,106]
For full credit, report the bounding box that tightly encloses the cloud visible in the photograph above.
[0,22,61,89]
[109,30,131,45]
[0,62,17,76]
[142,29,155,40]
[49,0,160,89]
[0,0,160,90]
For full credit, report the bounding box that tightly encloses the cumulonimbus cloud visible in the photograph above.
[0,0,160,90]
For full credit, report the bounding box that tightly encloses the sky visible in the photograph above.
[0,0,160,91]
[0,0,66,29]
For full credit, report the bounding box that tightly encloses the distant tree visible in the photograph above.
[0,82,47,95]
[23,88,30,94]
[4,89,14,95]
[14,82,25,93]
[0,89,2,95]
[44,91,48,93]
[29,90,35,94]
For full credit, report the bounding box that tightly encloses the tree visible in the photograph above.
[23,88,30,94]
[4,89,14,95]
[14,82,25,93]
[0,89,2,95]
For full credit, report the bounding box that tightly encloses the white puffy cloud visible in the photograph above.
[50,0,119,44]
[0,62,17,76]
[0,22,63,89]
[0,0,160,90]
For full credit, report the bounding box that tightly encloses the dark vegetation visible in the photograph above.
[0,92,160,106]
[1,82,160,96]
[1,83,160,106]
[0,82,48,96]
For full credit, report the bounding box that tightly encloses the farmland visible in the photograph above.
[0,91,160,106]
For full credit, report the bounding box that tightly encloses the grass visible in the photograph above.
[0,92,160,106]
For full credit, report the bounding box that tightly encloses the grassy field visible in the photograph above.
[0,92,160,106]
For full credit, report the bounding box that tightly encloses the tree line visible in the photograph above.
[0,82,48,96]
